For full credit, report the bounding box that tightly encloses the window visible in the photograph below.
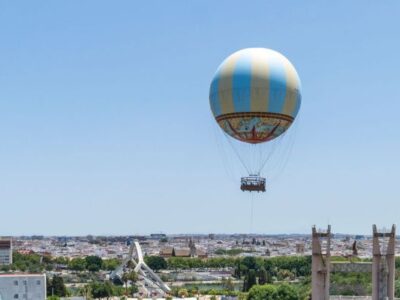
[23,280,27,285]
[13,280,18,286]
[13,294,18,299]
[36,280,41,285]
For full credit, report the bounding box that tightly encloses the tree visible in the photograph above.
[178,288,188,298]
[102,258,121,271]
[53,256,69,265]
[85,255,103,271]
[247,284,277,300]
[222,277,235,291]
[258,267,268,285]
[276,284,299,300]
[243,269,257,292]
[121,271,137,296]
[88,263,101,272]
[79,285,91,298]
[121,273,129,295]
[144,256,167,271]
[242,256,257,270]
[48,275,67,297]
[68,257,86,271]
[277,269,295,281]
[0,265,10,272]
[127,271,138,283]
[396,280,400,298]
[90,281,113,299]
[234,261,241,278]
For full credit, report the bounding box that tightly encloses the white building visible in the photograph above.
[0,239,12,265]
[0,274,46,300]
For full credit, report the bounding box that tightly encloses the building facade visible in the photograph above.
[0,274,46,300]
[0,239,12,265]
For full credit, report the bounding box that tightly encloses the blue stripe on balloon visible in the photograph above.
[209,74,222,116]
[268,58,287,114]
[232,53,252,112]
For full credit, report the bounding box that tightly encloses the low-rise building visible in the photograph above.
[0,239,12,265]
[174,249,191,257]
[0,273,46,300]
[160,248,174,258]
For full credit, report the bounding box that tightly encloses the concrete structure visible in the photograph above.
[311,225,397,300]
[312,225,331,300]
[0,273,46,300]
[372,224,396,300]
[0,239,12,265]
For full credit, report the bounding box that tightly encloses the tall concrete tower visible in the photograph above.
[372,224,396,300]
[312,225,331,300]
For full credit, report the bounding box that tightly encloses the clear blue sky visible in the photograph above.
[1,1,400,236]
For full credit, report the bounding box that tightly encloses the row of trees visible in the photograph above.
[167,282,310,300]
[165,256,312,274]
[67,255,120,272]
[233,256,311,291]
[46,276,137,299]
[86,281,132,299]
[5,252,363,275]
[247,283,305,300]
[0,252,120,273]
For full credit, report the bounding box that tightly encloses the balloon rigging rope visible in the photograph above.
[257,140,279,175]
[267,118,300,182]
[225,133,251,175]
[211,120,238,184]
[259,131,286,172]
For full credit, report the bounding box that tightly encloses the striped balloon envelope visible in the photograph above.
[209,48,301,144]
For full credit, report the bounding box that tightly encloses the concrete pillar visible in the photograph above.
[372,224,396,300]
[312,225,331,300]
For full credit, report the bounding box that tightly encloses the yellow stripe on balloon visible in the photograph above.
[282,59,300,117]
[250,49,269,112]
[218,51,241,114]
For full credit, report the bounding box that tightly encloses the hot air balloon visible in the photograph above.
[209,48,301,192]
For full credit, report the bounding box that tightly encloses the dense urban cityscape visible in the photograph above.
[3,233,387,260]
[1,230,400,299]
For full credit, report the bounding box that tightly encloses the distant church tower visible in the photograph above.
[352,240,358,257]
[189,238,196,257]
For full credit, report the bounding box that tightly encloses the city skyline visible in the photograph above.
[2,1,400,235]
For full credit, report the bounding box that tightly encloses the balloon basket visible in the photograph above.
[240,175,266,192]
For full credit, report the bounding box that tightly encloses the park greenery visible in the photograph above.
[0,252,120,273]
[5,251,400,299]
